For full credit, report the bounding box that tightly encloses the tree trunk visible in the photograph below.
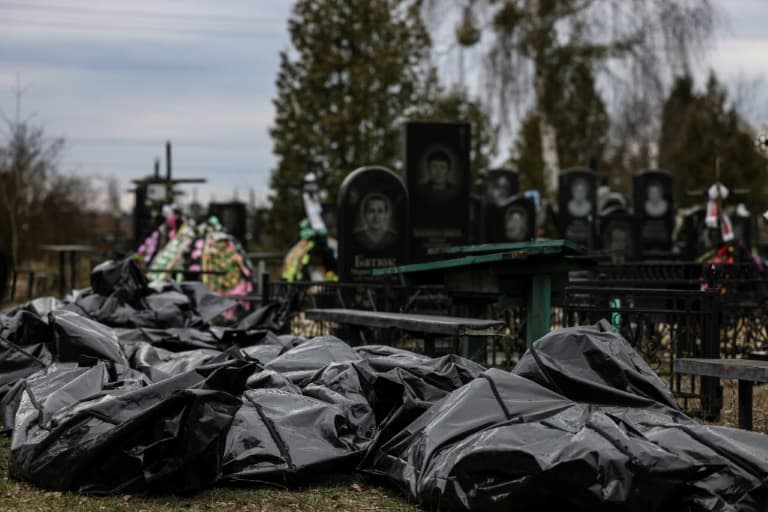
[8,208,18,270]
[531,0,560,199]
[0,173,19,269]
[538,109,560,198]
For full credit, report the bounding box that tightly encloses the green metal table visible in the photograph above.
[372,240,596,348]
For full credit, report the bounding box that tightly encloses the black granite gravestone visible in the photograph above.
[485,168,519,207]
[633,169,674,253]
[598,205,635,259]
[485,194,536,243]
[209,201,247,245]
[558,167,597,249]
[338,166,409,281]
[403,122,470,260]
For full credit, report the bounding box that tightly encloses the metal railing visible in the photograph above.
[564,286,723,419]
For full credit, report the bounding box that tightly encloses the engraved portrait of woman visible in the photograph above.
[504,206,529,241]
[644,181,669,217]
[567,177,592,218]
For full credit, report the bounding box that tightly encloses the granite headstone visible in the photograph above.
[598,205,635,259]
[338,166,409,281]
[209,201,247,245]
[558,167,597,249]
[485,194,536,243]
[403,121,471,260]
[633,169,674,253]
[485,168,519,207]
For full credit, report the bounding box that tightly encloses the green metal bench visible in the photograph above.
[373,240,596,347]
[305,308,505,363]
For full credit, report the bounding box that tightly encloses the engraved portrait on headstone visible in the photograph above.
[598,203,635,260]
[644,181,669,217]
[505,206,528,240]
[354,193,397,250]
[633,169,674,253]
[558,168,597,249]
[485,168,519,207]
[416,146,460,204]
[484,194,536,243]
[567,178,593,218]
[404,122,470,260]
[338,166,409,281]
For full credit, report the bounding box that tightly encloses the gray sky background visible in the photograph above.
[1,0,766,212]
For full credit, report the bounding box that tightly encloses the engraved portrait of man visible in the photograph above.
[487,174,514,206]
[417,146,459,204]
[354,193,397,250]
[504,206,529,241]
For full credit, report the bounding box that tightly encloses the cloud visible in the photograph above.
[0,0,292,213]
[1,0,766,215]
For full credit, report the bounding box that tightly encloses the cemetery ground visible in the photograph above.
[0,436,419,512]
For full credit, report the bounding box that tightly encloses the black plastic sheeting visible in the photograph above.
[0,260,767,510]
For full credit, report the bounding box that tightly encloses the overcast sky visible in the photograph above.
[1,0,766,212]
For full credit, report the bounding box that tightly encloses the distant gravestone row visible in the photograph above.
[555,167,677,256]
[335,121,754,282]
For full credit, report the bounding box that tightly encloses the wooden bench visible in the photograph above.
[305,308,505,363]
[674,357,768,430]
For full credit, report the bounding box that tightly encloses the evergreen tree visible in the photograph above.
[268,0,431,247]
[658,73,768,209]
[510,62,609,197]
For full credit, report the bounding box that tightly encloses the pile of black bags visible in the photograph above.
[0,258,766,511]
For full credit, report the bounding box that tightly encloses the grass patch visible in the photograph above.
[0,437,420,512]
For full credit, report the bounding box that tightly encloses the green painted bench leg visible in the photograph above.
[460,335,486,364]
[526,273,552,347]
